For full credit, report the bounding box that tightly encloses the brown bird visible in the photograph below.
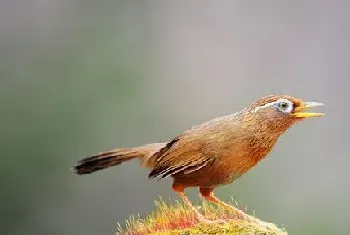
[74,94,324,222]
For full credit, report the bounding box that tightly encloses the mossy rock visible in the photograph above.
[118,199,287,235]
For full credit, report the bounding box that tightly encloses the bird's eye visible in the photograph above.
[278,102,289,110]
[274,99,293,113]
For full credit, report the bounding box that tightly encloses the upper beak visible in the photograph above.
[292,101,325,118]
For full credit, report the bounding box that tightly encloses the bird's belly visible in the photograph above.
[172,151,268,188]
[172,161,244,188]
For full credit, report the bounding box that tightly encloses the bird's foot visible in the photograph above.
[195,213,226,224]
[213,202,254,221]
[234,210,255,221]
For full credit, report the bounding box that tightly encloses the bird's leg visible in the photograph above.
[172,184,225,224]
[199,187,255,222]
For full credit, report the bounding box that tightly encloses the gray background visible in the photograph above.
[1,1,349,235]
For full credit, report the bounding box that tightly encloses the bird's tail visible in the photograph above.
[73,143,166,175]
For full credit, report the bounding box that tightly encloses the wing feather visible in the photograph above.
[148,114,239,179]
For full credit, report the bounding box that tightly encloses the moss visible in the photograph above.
[151,220,286,235]
[117,199,287,235]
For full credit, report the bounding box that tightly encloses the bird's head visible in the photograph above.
[244,94,324,135]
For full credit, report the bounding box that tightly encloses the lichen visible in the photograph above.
[117,199,287,235]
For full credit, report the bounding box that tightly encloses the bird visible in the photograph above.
[73,94,324,223]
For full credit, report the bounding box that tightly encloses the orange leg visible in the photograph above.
[199,187,254,221]
[172,184,225,224]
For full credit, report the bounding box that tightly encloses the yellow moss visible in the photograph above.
[117,199,287,235]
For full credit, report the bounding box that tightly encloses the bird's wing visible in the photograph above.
[148,114,240,179]
[148,133,216,179]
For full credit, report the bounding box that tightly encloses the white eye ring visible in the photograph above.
[273,99,293,113]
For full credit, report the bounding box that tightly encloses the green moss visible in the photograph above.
[152,220,287,235]
[118,199,287,235]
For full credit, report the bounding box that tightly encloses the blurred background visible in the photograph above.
[1,1,349,235]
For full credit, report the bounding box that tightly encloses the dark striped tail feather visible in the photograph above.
[73,143,167,175]
[74,149,138,175]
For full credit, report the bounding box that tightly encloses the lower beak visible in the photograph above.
[292,101,325,118]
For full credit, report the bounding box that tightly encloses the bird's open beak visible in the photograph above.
[292,101,324,118]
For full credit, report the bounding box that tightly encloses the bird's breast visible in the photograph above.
[213,136,279,182]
